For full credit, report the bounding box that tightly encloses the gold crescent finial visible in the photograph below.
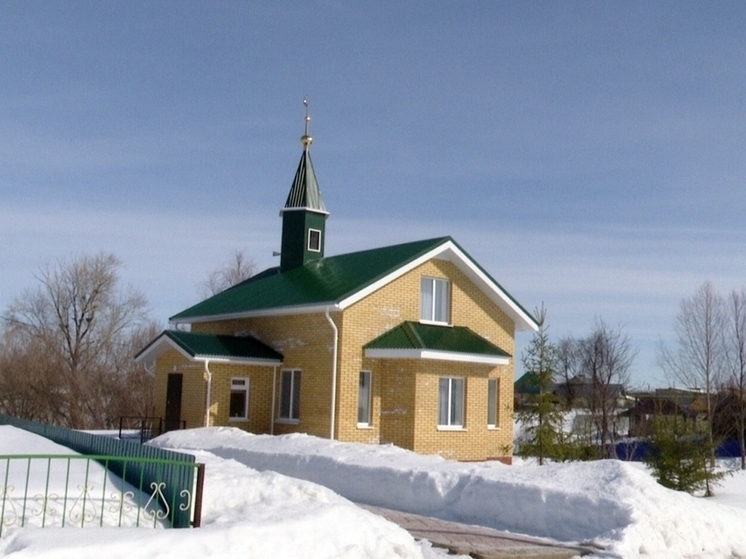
[301,97,312,150]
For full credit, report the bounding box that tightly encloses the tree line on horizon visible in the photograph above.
[0,250,256,431]
[518,281,746,495]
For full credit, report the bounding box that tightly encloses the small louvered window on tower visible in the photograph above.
[308,229,321,252]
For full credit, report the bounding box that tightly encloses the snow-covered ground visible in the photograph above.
[2,425,746,558]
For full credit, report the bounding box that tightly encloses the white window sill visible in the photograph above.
[437,426,466,432]
[275,418,300,425]
[487,426,500,431]
[357,423,374,430]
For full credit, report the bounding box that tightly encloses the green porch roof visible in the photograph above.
[135,330,283,364]
[364,321,511,364]
[171,237,451,322]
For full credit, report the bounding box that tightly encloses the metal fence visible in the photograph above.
[0,415,204,531]
[0,454,204,536]
[116,416,187,444]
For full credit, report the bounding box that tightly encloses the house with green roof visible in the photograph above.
[136,107,538,462]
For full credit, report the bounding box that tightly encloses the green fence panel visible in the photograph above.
[0,415,197,528]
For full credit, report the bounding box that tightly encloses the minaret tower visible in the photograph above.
[279,98,329,272]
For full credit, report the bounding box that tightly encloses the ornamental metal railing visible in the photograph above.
[117,417,162,444]
[0,454,205,536]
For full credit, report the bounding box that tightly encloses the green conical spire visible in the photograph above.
[280,98,329,272]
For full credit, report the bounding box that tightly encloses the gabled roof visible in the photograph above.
[135,330,283,365]
[364,321,510,365]
[170,237,538,331]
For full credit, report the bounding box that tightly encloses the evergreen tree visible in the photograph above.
[644,415,726,495]
[516,305,568,464]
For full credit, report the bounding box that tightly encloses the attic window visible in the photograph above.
[308,229,321,252]
[420,277,450,324]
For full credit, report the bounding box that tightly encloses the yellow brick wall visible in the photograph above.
[336,258,516,461]
[410,362,513,461]
[376,360,415,449]
[192,313,336,439]
[153,348,207,430]
[158,255,519,461]
[205,363,276,433]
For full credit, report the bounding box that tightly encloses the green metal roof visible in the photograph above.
[364,321,511,359]
[171,237,451,322]
[283,150,327,214]
[135,330,283,363]
[514,372,541,395]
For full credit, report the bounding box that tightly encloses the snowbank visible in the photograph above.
[0,426,449,559]
[153,427,746,558]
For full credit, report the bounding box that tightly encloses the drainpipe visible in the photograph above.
[325,306,339,440]
[270,365,277,435]
[203,360,212,428]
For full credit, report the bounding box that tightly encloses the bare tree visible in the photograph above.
[725,288,746,470]
[658,281,726,492]
[556,336,579,408]
[575,319,635,458]
[201,249,257,296]
[1,253,151,429]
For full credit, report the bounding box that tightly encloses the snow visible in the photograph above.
[3,425,746,558]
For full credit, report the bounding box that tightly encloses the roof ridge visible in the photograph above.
[403,321,426,348]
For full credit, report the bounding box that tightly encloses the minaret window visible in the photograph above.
[308,229,321,252]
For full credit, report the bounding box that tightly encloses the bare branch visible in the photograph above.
[201,249,257,297]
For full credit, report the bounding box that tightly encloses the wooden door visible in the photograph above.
[165,373,183,431]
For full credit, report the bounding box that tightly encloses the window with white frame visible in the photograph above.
[279,369,301,421]
[358,371,372,426]
[229,377,249,421]
[438,377,464,428]
[487,378,499,428]
[420,277,450,323]
[308,229,321,252]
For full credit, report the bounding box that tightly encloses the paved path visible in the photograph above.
[359,504,597,559]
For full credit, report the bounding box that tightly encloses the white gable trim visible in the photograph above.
[364,348,510,365]
[339,239,538,332]
[136,335,193,364]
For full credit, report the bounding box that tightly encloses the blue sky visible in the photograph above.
[1,1,745,387]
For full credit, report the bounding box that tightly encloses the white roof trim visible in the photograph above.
[171,303,341,325]
[278,206,330,216]
[136,335,192,364]
[339,239,538,331]
[365,347,510,365]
